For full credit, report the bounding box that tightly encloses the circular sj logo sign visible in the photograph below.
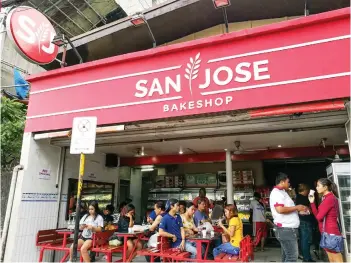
[6,6,59,65]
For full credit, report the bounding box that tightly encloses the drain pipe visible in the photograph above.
[0,164,24,262]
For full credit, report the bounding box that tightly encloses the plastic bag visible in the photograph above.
[202,222,214,232]
[109,239,122,247]
[147,233,159,248]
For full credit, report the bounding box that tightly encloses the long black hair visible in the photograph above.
[155,201,166,211]
[318,178,339,198]
[88,201,101,220]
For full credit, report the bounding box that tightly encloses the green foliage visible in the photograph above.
[1,97,26,170]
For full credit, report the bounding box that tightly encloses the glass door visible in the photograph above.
[337,174,351,255]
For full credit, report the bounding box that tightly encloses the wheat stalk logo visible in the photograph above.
[184,53,201,95]
[35,23,49,54]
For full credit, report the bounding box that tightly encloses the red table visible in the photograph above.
[187,233,221,262]
[115,231,145,262]
[55,229,74,262]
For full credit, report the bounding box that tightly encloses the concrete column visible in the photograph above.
[130,168,142,222]
[226,150,233,205]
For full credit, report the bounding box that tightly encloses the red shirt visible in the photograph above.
[193,196,214,215]
[311,192,341,235]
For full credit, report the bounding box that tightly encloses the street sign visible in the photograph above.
[6,6,59,64]
[70,117,97,154]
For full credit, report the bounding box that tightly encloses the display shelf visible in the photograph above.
[327,163,351,258]
[66,179,115,220]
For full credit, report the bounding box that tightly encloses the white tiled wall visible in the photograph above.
[4,134,62,262]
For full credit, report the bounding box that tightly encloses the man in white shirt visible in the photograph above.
[250,192,267,251]
[269,173,307,262]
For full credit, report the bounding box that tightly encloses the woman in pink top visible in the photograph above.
[308,178,343,262]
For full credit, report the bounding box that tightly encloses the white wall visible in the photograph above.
[3,135,122,262]
[4,135,62,262]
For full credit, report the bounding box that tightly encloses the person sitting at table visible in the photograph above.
[181,202,208,259]
[194,198,211,227]
[145,201,166,262]
[117,203,143,262]
[181,202,199,236]
[147,210,157,224]
[193,188,214,216]
[103,204,115,226]
[159,199,197,259]
[179,201,186,215]
[68,201,104,263]
[213,204,243,258]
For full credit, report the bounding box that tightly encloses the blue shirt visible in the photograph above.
[149,210,157,221]
[194,210,208,227]
[159,213,183,248]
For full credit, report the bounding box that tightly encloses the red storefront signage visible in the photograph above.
[6,6,58,64]
[25,8,350,132]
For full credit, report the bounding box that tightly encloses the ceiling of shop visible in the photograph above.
[48,110,348,157]
[96,127,348,157]
[54,110,347,157]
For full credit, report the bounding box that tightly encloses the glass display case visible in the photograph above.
[326,163,350,260]
[66,179,115,220]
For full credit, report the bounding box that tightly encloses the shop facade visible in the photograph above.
[3,8,351,262]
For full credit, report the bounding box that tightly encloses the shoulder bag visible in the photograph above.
[319,198,344,253]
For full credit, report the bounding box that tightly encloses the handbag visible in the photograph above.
[319,199,344,253]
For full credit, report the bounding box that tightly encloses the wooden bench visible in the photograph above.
[91,230,123,262]
[36,229,73,263]
[215,235,254,262]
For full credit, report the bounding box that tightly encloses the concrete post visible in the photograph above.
[226,150,233,205]
[130,168,142,222]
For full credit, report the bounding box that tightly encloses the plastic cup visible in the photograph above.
[309,190,315,196]
[202,230,207,238]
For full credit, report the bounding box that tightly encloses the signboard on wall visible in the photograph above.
[70,117,97,154]
[25,9,350,132]
[6,6,58,64]
[38,168,51,180]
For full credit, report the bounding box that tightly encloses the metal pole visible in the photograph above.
[1,84,29,88]
[225,150,233,204]
[61,45,67,67]
[66,38,83,64]
[72,153,85,262]
[304,0,309,16]
[223,8,229,33]
[145,21,156,48]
